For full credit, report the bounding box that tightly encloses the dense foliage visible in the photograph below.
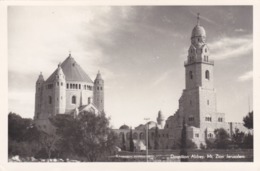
[205,128,253,149]
[243,111,253,129]
[49,111,118,161]
[8,111,118,161]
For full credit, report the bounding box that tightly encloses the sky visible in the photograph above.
[8,6,253,129]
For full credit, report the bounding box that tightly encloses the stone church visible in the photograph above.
[34,14,251,149]
[34,54,104,132]
[114,14,252,150]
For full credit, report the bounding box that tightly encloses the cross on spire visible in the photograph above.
[197,13,200,25]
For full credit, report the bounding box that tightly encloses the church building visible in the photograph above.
[34,53,104,132]
[114,14,252,150]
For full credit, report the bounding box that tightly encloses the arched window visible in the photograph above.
[72,95,76,104]
[48,96,52,104]
[205,48,207,53]
[189,71,193,79]
[205,70,210,80]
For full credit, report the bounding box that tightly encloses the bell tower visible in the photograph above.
[185,13,214,90]
[182,13,217,128]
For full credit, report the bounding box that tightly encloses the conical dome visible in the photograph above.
[95,71,103,80]
[46,54,93,83]
[36,72,44,83]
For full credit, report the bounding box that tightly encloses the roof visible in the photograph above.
[191,25,206,38]
[119,124,130,130]
[36,72,44,83]
[95,71,103,80]
[45,54,93,83]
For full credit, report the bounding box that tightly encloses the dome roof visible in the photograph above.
[191,25,206,38]
[46,54,93,83]
[119,124,130,129]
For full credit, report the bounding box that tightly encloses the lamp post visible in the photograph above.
[144,118,150,162]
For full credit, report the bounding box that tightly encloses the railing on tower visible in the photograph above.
[184,58,214,66]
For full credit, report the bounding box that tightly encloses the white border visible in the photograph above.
[0,1,259,171]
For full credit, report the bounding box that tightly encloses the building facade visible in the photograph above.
[114,15,252,150]
[34,54,104,132]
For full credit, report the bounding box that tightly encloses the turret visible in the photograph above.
[53,63,66,115]
[34,72,44,119]
[93,71,104,112]
[156,110,165,129]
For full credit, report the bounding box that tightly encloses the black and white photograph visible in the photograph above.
[0,2,259,170]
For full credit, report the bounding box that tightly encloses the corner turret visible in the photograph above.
[53,63,66,115]
[34,72,45,119]
[93,71,104,112]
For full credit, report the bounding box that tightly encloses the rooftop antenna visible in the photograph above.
[197,13,200,25]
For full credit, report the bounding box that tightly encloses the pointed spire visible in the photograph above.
[95,70,103,80]
[197,13,200,25]
[37,71,44,82]
[56,62,65,79]
[68,51,71,58]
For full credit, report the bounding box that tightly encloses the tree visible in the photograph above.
[232,128,245,148]
[121,134,126,151]
[8,112,33,142]
[50,111,118,161]
[8,112,42,158]
[39,132,57,160]
[243,133,253,149]
[148,132,152,150]
[214,128,230,149]
[154,126,159,150]
[179,119,188,162]
[129,128,134,152]
[243,111,253,129]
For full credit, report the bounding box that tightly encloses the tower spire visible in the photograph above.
[197,13,200,25]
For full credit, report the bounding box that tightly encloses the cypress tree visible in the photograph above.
[129,128,134,152]
[122,134,126,151]
[179,119,188,162]
[154,126,159,150]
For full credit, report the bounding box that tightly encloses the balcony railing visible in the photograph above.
[184,59,214,66]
